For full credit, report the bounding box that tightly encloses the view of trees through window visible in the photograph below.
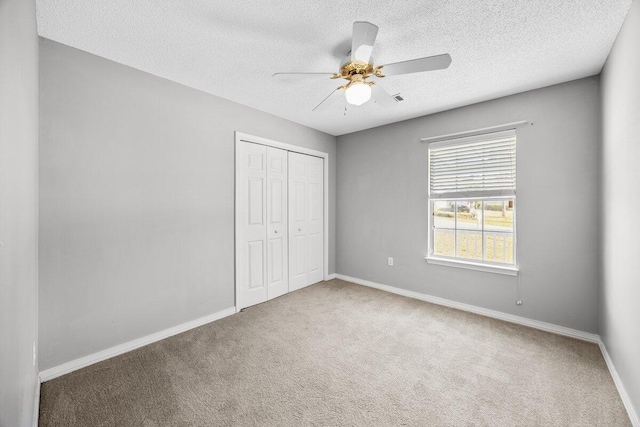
[432,199,514,264]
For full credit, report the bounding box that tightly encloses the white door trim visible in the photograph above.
[235,132,330,311]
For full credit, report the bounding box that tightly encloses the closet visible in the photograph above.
[235,139,325,310]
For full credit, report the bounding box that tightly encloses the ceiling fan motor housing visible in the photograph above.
[345,73,373,90]
[337,57,376,80]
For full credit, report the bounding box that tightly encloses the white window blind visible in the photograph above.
[429,129,516,199]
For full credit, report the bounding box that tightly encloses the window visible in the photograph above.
[427,129,517,274]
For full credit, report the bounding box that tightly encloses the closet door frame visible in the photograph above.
[234,132,330,313]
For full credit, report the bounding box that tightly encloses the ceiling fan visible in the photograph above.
[273,21,452,112]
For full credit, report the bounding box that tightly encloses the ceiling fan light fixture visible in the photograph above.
[345,81,372,106]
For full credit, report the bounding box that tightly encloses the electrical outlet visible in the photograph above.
[516,299,523,305]
[388,257,394,266]
[32,341,36,366]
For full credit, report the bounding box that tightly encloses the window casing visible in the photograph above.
[427,129,517,273]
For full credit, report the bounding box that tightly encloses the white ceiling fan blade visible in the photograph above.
[272,72,335,80]
[351,21,379,63]
[312,88,343,112]
[371,84,397,108]
[379,54,452,76]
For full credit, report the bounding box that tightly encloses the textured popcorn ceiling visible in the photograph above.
[36,0,631,136]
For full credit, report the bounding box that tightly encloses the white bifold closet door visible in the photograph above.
[236,142,288,310]
[288,152,324,291]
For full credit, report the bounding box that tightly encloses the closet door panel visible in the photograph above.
[288,152,324,291]
[266,147,288,300]
[288,152,308,291]
[306,155,324,285]
[236,142,268,309]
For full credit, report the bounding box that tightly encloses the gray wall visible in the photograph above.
[337,77,600,333]
[0,0,40,425]
[39,39,337,371]
[601,0,640,419]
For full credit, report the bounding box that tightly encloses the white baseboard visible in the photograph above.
[335,274,599,343]
[32,375,40,427]
[39,306,236,383]
[335,274,640,424]
[598,340,640,427]
[33,275,637,425]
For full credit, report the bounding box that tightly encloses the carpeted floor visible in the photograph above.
[39,279,630,426]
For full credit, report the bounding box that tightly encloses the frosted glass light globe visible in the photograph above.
[345,82,372,106]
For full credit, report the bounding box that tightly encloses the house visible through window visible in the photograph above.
[428,129,517,269]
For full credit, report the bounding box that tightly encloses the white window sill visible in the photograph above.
[425,256,519,276]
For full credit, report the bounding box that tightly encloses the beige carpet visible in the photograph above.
[39,279,630,426]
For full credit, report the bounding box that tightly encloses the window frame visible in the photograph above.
[426,131,519,276]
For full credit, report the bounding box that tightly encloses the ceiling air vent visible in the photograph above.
[392,94,404,102]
